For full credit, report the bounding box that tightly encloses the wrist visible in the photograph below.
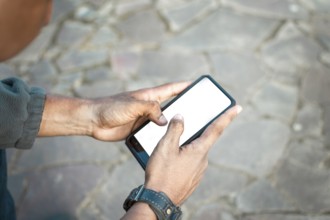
[122,202,157,220]
[38,95,94,137]
[124,185,182,220]
[145,182,178,206]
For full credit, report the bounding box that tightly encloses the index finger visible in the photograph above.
[133,81,192,103]
[191,105,242,151]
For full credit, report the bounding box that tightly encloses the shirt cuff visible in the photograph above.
[15,87,46,149]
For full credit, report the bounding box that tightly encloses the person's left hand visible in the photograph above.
[90,82,191,141]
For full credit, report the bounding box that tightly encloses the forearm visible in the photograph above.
[121,203,157,220]
[38,95,94,137]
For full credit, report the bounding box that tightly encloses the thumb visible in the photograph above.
[156,114,184,153]
[139,100,168,126]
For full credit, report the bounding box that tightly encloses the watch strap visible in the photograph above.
[124,185,182,220]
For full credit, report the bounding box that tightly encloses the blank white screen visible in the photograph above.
[134,77,232,156]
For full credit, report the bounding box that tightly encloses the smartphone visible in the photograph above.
[125,75,236,169]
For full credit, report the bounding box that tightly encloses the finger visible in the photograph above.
[133,81,192,103]
[191,105,242,151]
[158,114,184,152]
[139,100,168,126]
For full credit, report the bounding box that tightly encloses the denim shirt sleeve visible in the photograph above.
[0,77,46,149]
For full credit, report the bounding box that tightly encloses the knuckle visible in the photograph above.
[149,101,159,110]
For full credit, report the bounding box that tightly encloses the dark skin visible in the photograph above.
[0,0,52,60]
[0,1,242,219]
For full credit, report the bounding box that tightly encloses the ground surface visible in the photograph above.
[1,0,330,219]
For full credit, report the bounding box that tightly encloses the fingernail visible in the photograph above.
[159,115,168,124]
[237,105,243,114]
[173,114,184,121]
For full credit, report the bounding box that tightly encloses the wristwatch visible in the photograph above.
[123,185,182,220]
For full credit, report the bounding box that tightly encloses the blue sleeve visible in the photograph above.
[0,77,46,149]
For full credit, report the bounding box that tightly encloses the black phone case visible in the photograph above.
[125,75,236,170]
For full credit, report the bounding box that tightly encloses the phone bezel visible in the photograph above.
[125,75,236,170]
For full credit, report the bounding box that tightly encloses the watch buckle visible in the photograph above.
[133,185,145,201]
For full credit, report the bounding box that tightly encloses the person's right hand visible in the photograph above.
[144,105,242,205]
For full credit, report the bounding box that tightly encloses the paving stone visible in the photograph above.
[51,71,83,95]
[78,206,102,220]
[52,0,78,22]
[191,204,236,220]
[137,50,209,83]
[311,217,330,220]
[0,64,17,79]
[236,179,292,212]
[75,80,125,98]
[162,0,217,31]
[235,105,263,122]
[301,0,330,13]
[17,137,122,170]
[84,66,113,83]
[210,119,291,177]
[94,159,144,220]
[320,36,330,51]
[324,105,330,149]
[275,21,303,40]
[56,21,93,47]
[43,46,62,60]
[4,0,328,218]
[165,8,279,51]
[6,148,17,167]
[56,49,109,72]
[110,49,140,77]
[125,78,158,92]
[116,10,166,44]
[295,20,313,36]
[181,205,191,220]
[321,52,330,67]
[311,16,330,50]
[96,2,113,19]
[302,64,330,104]
[74,5,98,22]
[222,0,309,20]
[157,0,187,8]
[323,105,330,130]
[251,81,299,122]
[209,51,266,104]
[17,165,106,220]
[262,23,322,73]
[241,214,309,220]
[286,139,328,170]
[9,25,57,63]
[275,160,330,212]
[74,2,106,24]
[272,69,304,86]
[185,165,248,209]
[293,104,323,137]
[7,173,28,207]
[115,0,152,16]
[88,26,118,47]
[321,155,330,170]
[84,0,108,8]
[27,60,57,90]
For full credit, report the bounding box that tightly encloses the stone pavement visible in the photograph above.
[1,0,330,219]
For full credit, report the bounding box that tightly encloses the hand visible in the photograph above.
[38,82,190,139]
[144,105,242,205]
[90,81,191,141]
